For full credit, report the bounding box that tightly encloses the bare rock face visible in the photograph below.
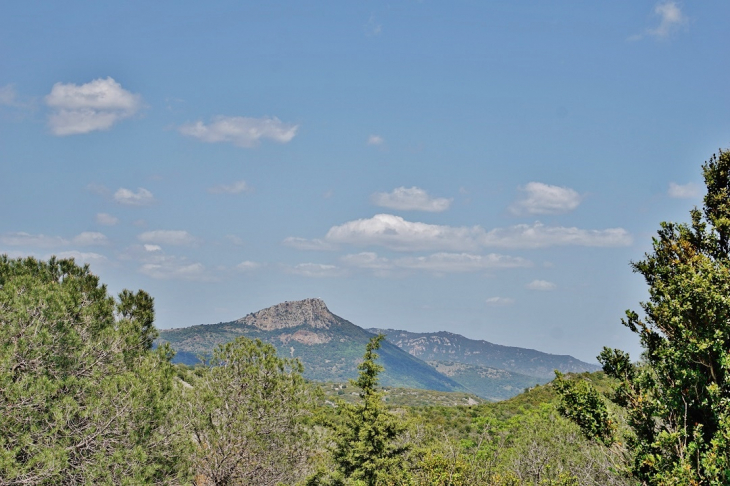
[236,298,339,331]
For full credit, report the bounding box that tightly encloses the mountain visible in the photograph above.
[157,299,464,392]
[370,328,600,379]
[426,361,544,401]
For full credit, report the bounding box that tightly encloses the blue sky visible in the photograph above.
[1,1,728,363]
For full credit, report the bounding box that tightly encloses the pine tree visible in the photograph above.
[0,256,182,484]
[312,334,411,486]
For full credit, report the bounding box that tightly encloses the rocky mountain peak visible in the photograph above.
[235,298,338,331]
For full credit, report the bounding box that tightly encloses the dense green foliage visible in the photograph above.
[556,150,730,485]
[0,256,181,484]
[180,337,316,486]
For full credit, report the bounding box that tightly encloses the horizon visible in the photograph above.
[2,2,729,363]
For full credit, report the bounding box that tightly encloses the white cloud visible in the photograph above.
[207,180,250,194]
[394,253,531,272]
[630,2,686,41]
[282,237,338,251]
[649,1,686,37]
[325,214,482,252]
[0,232,68,248]
[52,251,108,266]
[365,14,382,36]
[0,85,19,107]
[226,235,245,246]
[341,251,531,274]
[526,279,557,291]
[140,261,208,281]
[286,263,346,278]
[95,213,118,226]
[340,252,392,270]
[486,297,515,306]
[87,183,110,196]
[236,261,261,272]
[45,77,142,135]
[371,187,452,212]
[668,182,700,199]
[114,187,155,206]
[510,182,583,216]
[72,232,108,246]
[481,222,633,249]
[138,230,196,246]
[179,115,298,148]
[367,135,384,146]
[295,215,632,253]
[120,244,210,281]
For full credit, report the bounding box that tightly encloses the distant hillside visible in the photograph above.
[426,361,546,401]
[157,299,464,392]
[371,328,600,379]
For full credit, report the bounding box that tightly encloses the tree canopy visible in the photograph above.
[556,149,730,485]
[0,256,181,484]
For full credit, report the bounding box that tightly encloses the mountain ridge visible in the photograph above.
[370,328,600,379]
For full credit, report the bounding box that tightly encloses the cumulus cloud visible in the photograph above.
[96,213,118,226]
[282,237,338,251]
[114,187,155,206]
[367,135,384,146]
[526,279,557,291]
[138,230,196,246]
[207,180,250,194]
[144,244,162,252]
[179,116,298,148]
[325,214,483,252]
[510,182,583,216]
[668,182,700,199]
[371,187,452,212]
[45,77,142,135]
[486,297,515,306]
[72,232,108,246]
[0,232,68,248]
[286,263,346,278]
[630,1,686,40]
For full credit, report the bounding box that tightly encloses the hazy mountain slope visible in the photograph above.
[157,299,464,392]
[371,328,600,379]
[427,361,548,401]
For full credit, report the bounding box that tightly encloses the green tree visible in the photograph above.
[181,336,315,486]
[557,150,730,485]
[310,334,411,486]
[0,256,182,484]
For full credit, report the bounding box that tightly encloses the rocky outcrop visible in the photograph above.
[236,298,338,331]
